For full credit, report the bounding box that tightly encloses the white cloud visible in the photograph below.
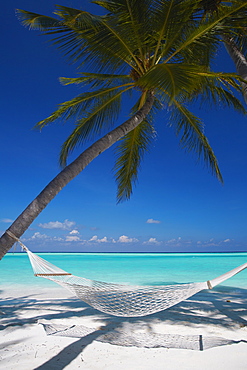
[167,238,176,244]
[196,238,233,248]
[22,233,64,242]
[31,232,49,239]
[65,235,81,242]
[99,237,108,243]
[146,218,161,224]
[0,218,14,223]
[144,237,160,245]
[88,235,138,244]
[38,219,75,230]
[118,235,139,243]
[69,229,79,235]
[165,237,183,247]
[89,235,108,243]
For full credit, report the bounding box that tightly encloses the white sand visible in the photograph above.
[0,285,246,370]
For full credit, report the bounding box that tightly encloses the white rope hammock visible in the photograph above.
[9,232,247,317]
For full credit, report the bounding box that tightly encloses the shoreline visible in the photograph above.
[6,250,247,254]
[1,285,246,369]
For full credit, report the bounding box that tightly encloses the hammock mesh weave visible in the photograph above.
[21,245,247,317]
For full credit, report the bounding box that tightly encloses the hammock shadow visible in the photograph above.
[1,286,246,369]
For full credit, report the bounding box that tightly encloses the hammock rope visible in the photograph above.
[6,231,247,317]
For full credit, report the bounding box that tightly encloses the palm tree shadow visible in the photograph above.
[210,287,247,327]
[1,286,246,369]
[34,328,105,370]
[38,287,247,368]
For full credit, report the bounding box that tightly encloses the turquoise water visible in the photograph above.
[1,252,246,290]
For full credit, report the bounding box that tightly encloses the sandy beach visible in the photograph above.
[0,284,246,370]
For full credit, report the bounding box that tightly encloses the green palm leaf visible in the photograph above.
[16,9,62,29]
[16,1,247,201]
[17,8,129,71]
[17,5,146,73]
[35,83,134,129]
[60,72,132,88]
[114,119,155,202]
[114,94,162,202]
[59,84,133,165]
[138,64,207,101]
[164,1,247,64]
[195,75,246,113]
[170,100,223,182]
[151,0,201,65]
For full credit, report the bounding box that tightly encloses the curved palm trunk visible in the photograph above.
[0,93,154,259]
[223,35,247,103]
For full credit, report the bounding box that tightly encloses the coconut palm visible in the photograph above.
[224,36,247,102]
[0,0,247,259]
[200,0,247,102]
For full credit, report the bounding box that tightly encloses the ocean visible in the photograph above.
[1,252,246,291]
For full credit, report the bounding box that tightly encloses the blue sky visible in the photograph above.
[1,0,247,253]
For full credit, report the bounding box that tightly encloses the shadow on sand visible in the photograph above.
[1,285,246,369]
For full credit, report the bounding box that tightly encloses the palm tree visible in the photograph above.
[200,0,247,102]
[0,0,247,259]
[224,36,247,102]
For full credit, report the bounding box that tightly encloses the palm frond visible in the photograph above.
[60,72,131,87]
[94,0,154,50]
[59,84,133,165]
[164,1,247,64]
[195,74,246,113]
[170,100,223,182]
[17,7,135,72]
[60,73,132,91]
[114,119,155,202]
[94,0,152,61]
[220,2,247,32]
[137,64,206,101]
[17,0,247,202]
[151,0,201,65]
[114,93,161,202]
[53,10,134,71]
[16,9,62,30]
[35,83,134,129]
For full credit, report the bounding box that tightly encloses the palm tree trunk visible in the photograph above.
[223,35,247,103]
[0,93,154,259]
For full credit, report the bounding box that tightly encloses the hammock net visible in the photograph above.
[20,244,247,317]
